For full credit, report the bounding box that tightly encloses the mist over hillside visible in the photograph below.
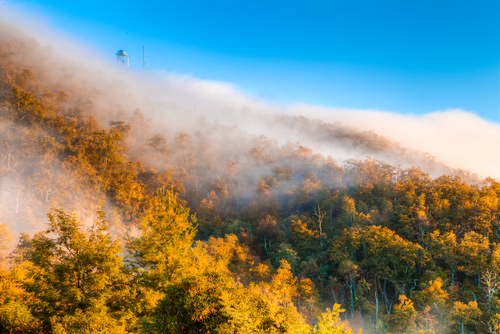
[1,19,492,178]
[2,18,496,244]
[3,16,500,334]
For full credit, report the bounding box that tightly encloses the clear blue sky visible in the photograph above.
[5,0,500,122]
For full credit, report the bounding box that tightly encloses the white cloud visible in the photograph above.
[1,5,500,180]
[286,106,500,179]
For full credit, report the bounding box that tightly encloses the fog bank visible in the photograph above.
[1,7,499,180]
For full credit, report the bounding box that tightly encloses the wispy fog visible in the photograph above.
[1,6,499,181]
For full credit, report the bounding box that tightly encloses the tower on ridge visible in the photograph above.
[116,49,129,67]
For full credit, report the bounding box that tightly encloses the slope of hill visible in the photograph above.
[0,22,499,334]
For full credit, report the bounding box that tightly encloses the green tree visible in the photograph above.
[127,189,206,290]
[481,269,500,310]
[271,243,300,274]
[312,304,352,334]
[269,259,299,308]
[458,231,489,281]
[22,209,128,329]
[50,306,127,334]
[290,219,319,257]
[487,313,500,334]
[0,300,41,334]
[450,301,482,334]
[339,196,371,229]
[426,230,460,285]
[388,295,416,333]
[143,271,309,334]
[413,277,448,322]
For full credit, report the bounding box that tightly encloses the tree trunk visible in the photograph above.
[375,288,379,333]
[7,147,13,171]
[16,188,20,214]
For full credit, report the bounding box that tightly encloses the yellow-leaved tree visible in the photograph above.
[269,259,298,308]
[312,304,352,334]
[450,301,482,334]
[127,189,209,290]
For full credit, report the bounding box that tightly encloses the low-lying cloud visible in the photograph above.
[1,6,499,180]
[287,106,500,179]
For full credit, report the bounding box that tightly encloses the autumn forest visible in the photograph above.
[1,23,500,334]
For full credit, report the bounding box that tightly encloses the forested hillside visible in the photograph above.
[1,23,500,333]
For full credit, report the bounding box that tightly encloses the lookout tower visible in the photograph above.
[116,49,129,67]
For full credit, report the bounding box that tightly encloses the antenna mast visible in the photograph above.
[143,45,148,70]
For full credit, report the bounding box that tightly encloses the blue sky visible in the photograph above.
[4,0,500,122]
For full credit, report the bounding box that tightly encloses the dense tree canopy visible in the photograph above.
[1,31,500,334]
